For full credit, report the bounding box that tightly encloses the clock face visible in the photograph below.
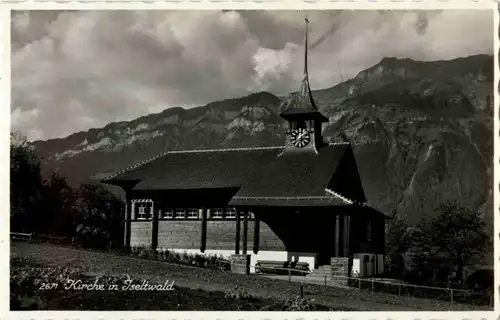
[291,128,311,148]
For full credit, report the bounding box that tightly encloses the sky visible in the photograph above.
[11,10,494,141]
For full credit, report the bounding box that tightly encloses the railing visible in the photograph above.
[10,232,33,242]
[230,261,493,307]
[11,238,492,307]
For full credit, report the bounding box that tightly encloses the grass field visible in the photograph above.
[10,242,492,311]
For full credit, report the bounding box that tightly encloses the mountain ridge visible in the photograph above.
[28,54,494,227]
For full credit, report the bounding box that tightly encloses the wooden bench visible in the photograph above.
[35,234,71,245]
[255,260,310,276]
[10,232,33,242]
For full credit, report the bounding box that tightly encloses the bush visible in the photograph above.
[224,285,252,300]
[283,295,318,311]
[130,247,230,271]
[10,258,84,310]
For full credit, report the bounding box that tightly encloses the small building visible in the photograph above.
[102,18,388,283]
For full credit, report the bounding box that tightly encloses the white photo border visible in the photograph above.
[1,3,499,320]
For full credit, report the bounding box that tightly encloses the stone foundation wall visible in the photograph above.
[331,257,349,286]
[131,219,286,251]
[130,221,152,247]
[230,254,250,275]
[158,220,199,249]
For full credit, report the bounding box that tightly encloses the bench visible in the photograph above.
[10,232,33,242]
[255,260,310,276]
[35,234,72,245]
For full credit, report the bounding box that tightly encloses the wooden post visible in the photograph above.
[151,201,158,251]
[344,215,350,257]
[242,210,248,254]
[235,208,240,254]
[253,216,260,254]
[200,208,207,253]
[338,215,345,256]
[124,193,132,253]
[381,217,386,256]
[334,215,340,257]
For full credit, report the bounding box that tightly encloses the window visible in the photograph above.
[137,204,147,220]
[225,207,237,219]
[188,208,199,219]
[239,211,249,219]
[162,208,174,219]
[134,201,154,220]
[212,208,223,219]
[175,208,186,219]
[249,212,255,219]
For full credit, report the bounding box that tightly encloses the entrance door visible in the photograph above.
[317,252,331,267]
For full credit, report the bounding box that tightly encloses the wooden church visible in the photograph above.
[102,18,388,283]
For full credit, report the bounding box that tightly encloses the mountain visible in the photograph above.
[30,54,494,227]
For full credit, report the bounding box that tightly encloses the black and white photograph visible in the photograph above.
[9,9,495,311]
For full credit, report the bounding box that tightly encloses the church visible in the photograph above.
[102,18,388,284]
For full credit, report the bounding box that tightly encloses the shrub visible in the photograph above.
[10,258,84,310]
[283,295,318,311]
[129,247,230,271]
[224,285,252,300]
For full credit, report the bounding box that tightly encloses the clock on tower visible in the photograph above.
[279,17,329,153]
[291,128,311,148]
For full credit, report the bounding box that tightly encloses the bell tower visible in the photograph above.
[280,17,329,153]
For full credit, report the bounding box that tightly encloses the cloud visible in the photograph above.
[11,10,493,141]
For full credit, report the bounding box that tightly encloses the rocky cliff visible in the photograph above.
[31,54,494,226]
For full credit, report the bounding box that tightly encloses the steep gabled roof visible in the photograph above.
[229,143,365,206]
[101,146,284,190]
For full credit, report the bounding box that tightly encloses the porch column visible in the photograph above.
[344,215,350,256]
[130,201,136,220]
[242,210,248,254]
[235,209,241,254]
[124,195,132,253]
[338,215,345,256]
[382,217,386,256]
[151,201,158,250]
[253,215,260,254]
[200,208,207,253]
[334,215,340,257]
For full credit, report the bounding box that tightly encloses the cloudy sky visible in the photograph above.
[11,10,493,141]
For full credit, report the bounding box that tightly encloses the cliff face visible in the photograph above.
[31,54,494,226]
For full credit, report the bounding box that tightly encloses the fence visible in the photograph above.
[11,236,492,307]
[229,261,493,307]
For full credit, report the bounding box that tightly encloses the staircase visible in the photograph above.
[305,265,332,284]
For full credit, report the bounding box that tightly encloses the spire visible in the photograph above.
[279,16,328,123]
[304,16,309,77]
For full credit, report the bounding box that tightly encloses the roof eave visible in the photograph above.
[100,179,140,190]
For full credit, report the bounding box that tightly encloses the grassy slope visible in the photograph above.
[11,242,490,311]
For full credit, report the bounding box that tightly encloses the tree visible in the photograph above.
[412,202,488,285]
[386,210,413,255]
[10,133,44,233]
[40,172,77,236]
[73,184,124,250]
[385,210,413,277]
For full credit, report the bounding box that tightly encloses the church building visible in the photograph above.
[102,18,388,283]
